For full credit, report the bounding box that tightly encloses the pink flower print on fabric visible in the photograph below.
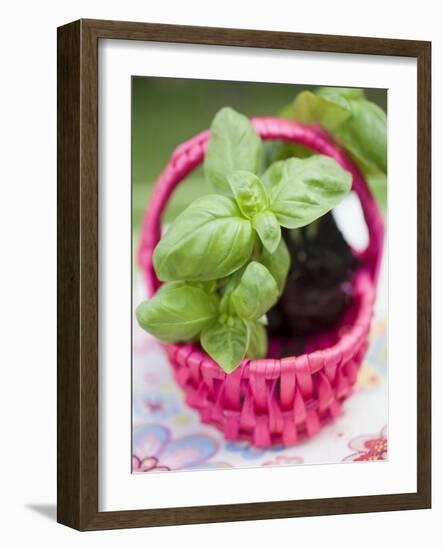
[262,455,304,467]
[132,424,219,473]
[343,425,388,462]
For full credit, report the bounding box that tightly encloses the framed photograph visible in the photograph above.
[57,19,431,531]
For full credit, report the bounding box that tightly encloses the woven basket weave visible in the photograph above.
[138,117,384,448]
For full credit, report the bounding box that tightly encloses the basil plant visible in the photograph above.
[136,107,352,373]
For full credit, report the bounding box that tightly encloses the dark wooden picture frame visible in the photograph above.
[57,18,431,531]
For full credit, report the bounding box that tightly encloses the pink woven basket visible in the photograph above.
[138,116,385,448]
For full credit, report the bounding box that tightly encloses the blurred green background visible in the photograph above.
[132,77,387,241]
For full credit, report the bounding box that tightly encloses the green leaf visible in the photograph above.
[136,283,219,343]
[246,321,268,359]
[155,280,219,296]
[316,87,365,109]
[283,88,387,207]
[260,237,290,294]
[231,261,279,321]
[335,98,387,175]
[201,317,249,373]
[288,90,352,132]
[153,195,254,281]
[316,87,387,172]
[219,267,245,316]
[227,171,268,218]
[262,156,351,229]
[204,107,262,194]
[367,172,387,213]
[252,210,281,253]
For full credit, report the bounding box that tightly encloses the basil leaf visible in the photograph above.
[231,261,279,321]
[317,87,365,109]
[260,236,290,294]
[153,195,254,282]
[335,98,387,175]
[204,107,262,194]
[219,267,244,316]
[252,210,281,254]
[290,88,387,201]
[136,283,218,343]
[262,156,351,229]
[368,172,387,213]
[246,321,268,359]
[282,88,387,209]
[155,280,218,296]
[201,317,249,373]
[288,90,352,132]
[227,170,268,218]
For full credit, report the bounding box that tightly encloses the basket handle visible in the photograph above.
[138,116,384,296]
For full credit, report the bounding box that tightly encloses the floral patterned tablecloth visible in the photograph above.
[132,294,388,473]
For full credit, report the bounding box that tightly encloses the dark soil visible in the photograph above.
[268,212,359,355]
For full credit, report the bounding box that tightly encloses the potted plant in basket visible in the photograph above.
[136,88,386,448]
